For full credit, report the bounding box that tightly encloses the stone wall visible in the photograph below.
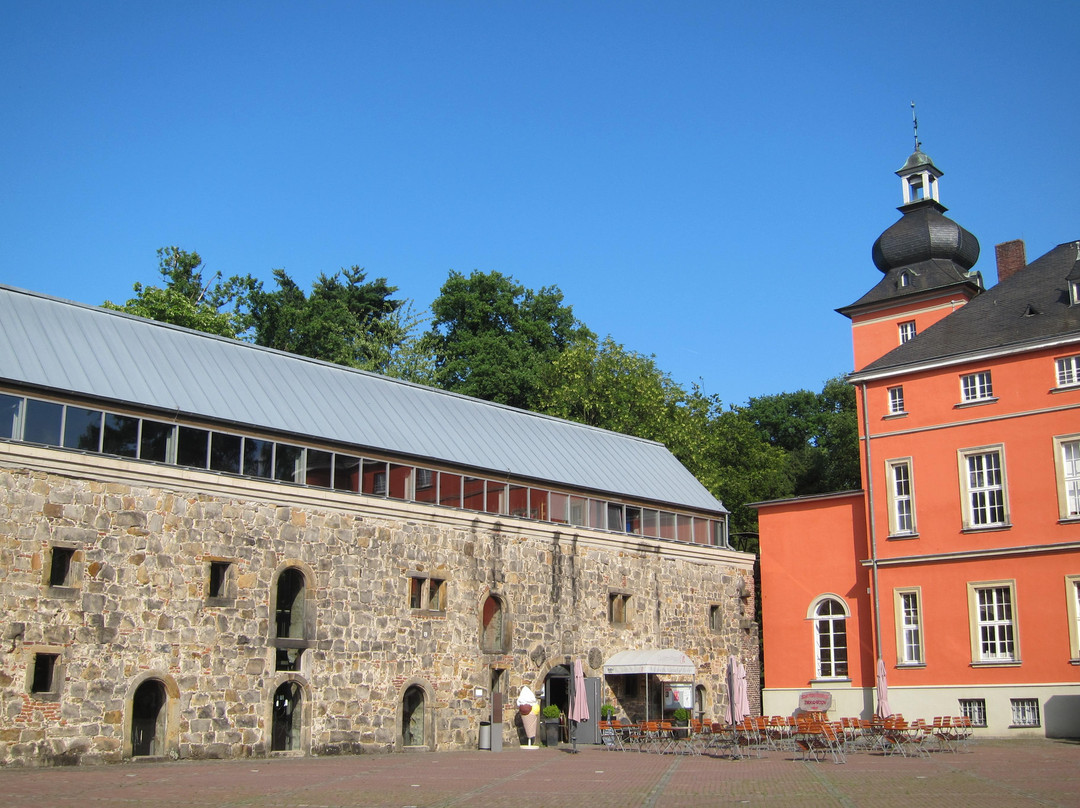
[0,444,757,766]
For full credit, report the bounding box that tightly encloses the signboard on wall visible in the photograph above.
[663,683,692,710]
[798,690,833,712]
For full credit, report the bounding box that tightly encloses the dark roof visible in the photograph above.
[837,258,982,316]
[852,241,1080,377]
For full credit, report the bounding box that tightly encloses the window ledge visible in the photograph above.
[1070,658,1080,666]
[1051,385,1080,394]
[44,586,79,599]
[887,532,920,541]
[883,412,908,420]
[273,638,311,650]
[27,691,61,703]
[955,398,999,409]
[895,663,925,670]
[205,596,236,608]
[970,660,1021,668]
[961,524,1012,534]
[1009,724,1041,729]
[1058,517,1080,525]
[411,609,447,617]
[810,678,851,685]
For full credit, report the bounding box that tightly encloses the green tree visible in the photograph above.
[249,265,404,371]
[103,247,255,339]
[428,270,592,409]
[739,374,860,496]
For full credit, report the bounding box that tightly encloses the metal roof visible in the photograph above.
[0,285,725,513]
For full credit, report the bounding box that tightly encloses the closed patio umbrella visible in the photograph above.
[736,661,751,721]
[875,658,892,719]
[568,658,590,752]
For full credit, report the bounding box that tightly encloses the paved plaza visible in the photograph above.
[1,739,1077,808]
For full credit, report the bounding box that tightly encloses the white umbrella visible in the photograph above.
[568,658,590,752]
[875,658,892,719]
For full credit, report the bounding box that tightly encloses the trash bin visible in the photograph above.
[479,721,491,750]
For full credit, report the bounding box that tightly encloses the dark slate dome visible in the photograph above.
[872,202,980,273]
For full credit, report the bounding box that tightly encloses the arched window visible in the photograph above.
[131,679,167,757]
[481,594,506,653]
[402,685,426,747]
[814,597,848,679]
[271,681,303,752]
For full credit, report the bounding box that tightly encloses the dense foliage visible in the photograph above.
[106,248,859,538]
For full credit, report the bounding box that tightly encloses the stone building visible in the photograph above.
[0,285,756,765]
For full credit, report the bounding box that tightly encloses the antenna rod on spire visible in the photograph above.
[910,101,920,151]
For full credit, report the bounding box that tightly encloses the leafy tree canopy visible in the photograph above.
[248,265,406,373]
[103,247,255,340]
[428,270,592,409]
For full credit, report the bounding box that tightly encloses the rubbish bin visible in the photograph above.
[479,721,491,750]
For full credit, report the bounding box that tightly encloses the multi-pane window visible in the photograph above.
[897,590,923,664]
[1010,698,1040,727]
[887,460,915,535]
[975,585,1016,662]
[1056,355,1080,388]
[960,371,994,402]
[887,386,905,414]
[963,450,1007,527]
[959,698,987,727]
[814,598,848,679]
[898,321,917,344]
[1061,439,1080,518]
[408,576,446,612]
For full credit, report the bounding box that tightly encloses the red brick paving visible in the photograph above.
[0,740,1077,808]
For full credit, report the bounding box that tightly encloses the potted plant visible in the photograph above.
[541,704,562,747]
[600,703,616,722]
[671,707,690,727]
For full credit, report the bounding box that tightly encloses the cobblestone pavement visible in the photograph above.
[1,739,1078,808]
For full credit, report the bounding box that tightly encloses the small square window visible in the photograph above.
[1056,355,1080,388]
[409,576,447,612]
[1010,698,1040,727]
[30,653,61,696]
[960,371,994,403]
[959,698,986,727]
[48,546,76,588]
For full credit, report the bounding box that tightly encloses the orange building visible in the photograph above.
[755,148,1080,737]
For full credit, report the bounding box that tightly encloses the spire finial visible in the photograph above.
[910,101,921,152]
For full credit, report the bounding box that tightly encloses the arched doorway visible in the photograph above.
[402,685,426,747]
[271,681,303,752]
[131,679,167,757]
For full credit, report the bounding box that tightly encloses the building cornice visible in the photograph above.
[860,541,1080,568]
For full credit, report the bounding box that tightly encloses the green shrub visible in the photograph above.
[541,704,561,719]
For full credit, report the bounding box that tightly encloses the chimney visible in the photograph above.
[995,240,1027,284]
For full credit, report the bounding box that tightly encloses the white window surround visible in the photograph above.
[886,458,916,536]
[898,321,917,344]
[1010,698,1040,727]
[957,446,1009,530]
[1056,355,1080,388]
[894,588,924,665]
[967,580,1019,665]
[1066,576,1080,662]
[808,594,849,680]
[960,371,994,403]
[1053,435,1080,521]
[887,386,906,415]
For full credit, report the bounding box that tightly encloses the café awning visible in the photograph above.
[603,649,696,676]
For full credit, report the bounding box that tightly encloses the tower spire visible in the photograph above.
[911,101,921,152]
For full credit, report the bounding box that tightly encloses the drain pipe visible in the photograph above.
[860,382,882,665]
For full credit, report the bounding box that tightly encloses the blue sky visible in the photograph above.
[2,1,1078,408]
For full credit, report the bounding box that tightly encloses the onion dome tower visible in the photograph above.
[838,126,984,370]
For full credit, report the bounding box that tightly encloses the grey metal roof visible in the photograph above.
[852,241,1080,377]
[0,285,725,513]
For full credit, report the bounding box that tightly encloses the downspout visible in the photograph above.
[860,382,882,665]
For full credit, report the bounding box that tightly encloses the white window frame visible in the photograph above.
[1010,698,1040,727]
[1066,575,1080,661]
[886,458,916,535]
[1056,355,1080,388]
[960,371,994,403]
[894,588,924,665]
[968,581,1018,664]
[808,595,849,680]
[1053,434,1080,520]
[887,386,906,415]
[958,446,1009,529]
[958,698,987,727]
[898,320,917,344]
